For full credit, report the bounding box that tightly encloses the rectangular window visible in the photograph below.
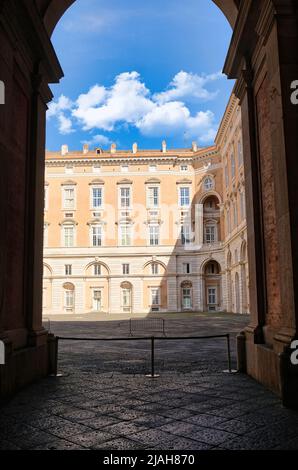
[208,287,217,305]
[120,224,132,246]
[227,210,231,235]
[149,225,159,246]
[63,187,75,210]
[64,225,74,247]
[122,264,130,275]
[120,187,131,208]
[151,288,160,306]
[182,288,192,309]
[181,165,188,172]
[205,226,216,244]
[151,263,159,275]
[183,263,191,274]
[65,290,74,308]
[181,225,192,245]
[149,165,157,172]
[92,187,103,208]
[179,187,190,207]
[92,289,102,311]
[65,264,72,276]
[92,226,102,247]
[148,187,159,208]
[94,264,101,276]
[121,165,129,173]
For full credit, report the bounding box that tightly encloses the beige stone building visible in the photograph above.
[43,94,249,316]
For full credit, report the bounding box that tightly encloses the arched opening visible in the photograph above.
[63,282,75,313]
[235,271,240,313]
[240,240,248,314]
[120,281,133,314]
[203,260,222,312]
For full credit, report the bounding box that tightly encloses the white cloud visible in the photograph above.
[153,71,224,104]
[47,95,73,118]
[58,114,74,135]
[81,134,112,147]
[73,71,154,131]
[47,70,223,144]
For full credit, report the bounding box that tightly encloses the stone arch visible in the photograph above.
[143,260,167,274]
[40,1,238,37]
[85,261,110,276]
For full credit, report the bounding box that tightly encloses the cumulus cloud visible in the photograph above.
[153,71,224,104]
[47,70,222,144]
[81,134,112,147]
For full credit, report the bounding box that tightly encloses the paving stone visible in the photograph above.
[93,437,146,450]
[67,429,114,447]
[185,413,227,427]
[46,422,92,439]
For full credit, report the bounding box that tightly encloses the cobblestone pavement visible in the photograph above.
[1,313,298,450]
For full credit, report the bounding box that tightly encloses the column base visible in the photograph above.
[238,326,298,409]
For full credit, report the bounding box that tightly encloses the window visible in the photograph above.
[65,264,72,276]
[151,263,159,275]
[65,290,74,308]
[206,262,218,274]
[151,288,160,306]
[65,212,74,218]
[94,264,101,276]
[147,187,159,208]
[149,165,157,172]
[63,225,74,247]
[181,165,188,172]
[179,187,190,207]
[63,186,75,210]
[204,176,213,191]
[121,165,129,173]
[121,286,132,312]
[183,263,191,274]
[92,289,102,311]
[182,288,192,309]
[92,187,103,208]
[120,187,131,208]
[120,224,132,246]
[225,165,229,187]
[149,225,159,246]
[231,154,236,179]
[205,225,217,244]
[238,140,243,166]
[122,264,130,275]
[181,224,192,245]
[208,287,217,305]
[92,225,102,247]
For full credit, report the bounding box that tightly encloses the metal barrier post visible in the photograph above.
[223,334,237,374]
[146,336,159,378]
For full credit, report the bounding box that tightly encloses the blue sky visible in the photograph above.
[46,0,234,151]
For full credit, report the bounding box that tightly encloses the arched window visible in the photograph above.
[63,282,75,312]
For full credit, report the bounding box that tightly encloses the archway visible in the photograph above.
[203,260,222,312]
[235,272,240,313]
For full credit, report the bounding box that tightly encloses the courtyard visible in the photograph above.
[1,312,298,450]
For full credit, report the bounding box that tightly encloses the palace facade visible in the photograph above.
[43,93,249,315]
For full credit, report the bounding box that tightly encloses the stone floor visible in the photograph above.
[1,312,298,450]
